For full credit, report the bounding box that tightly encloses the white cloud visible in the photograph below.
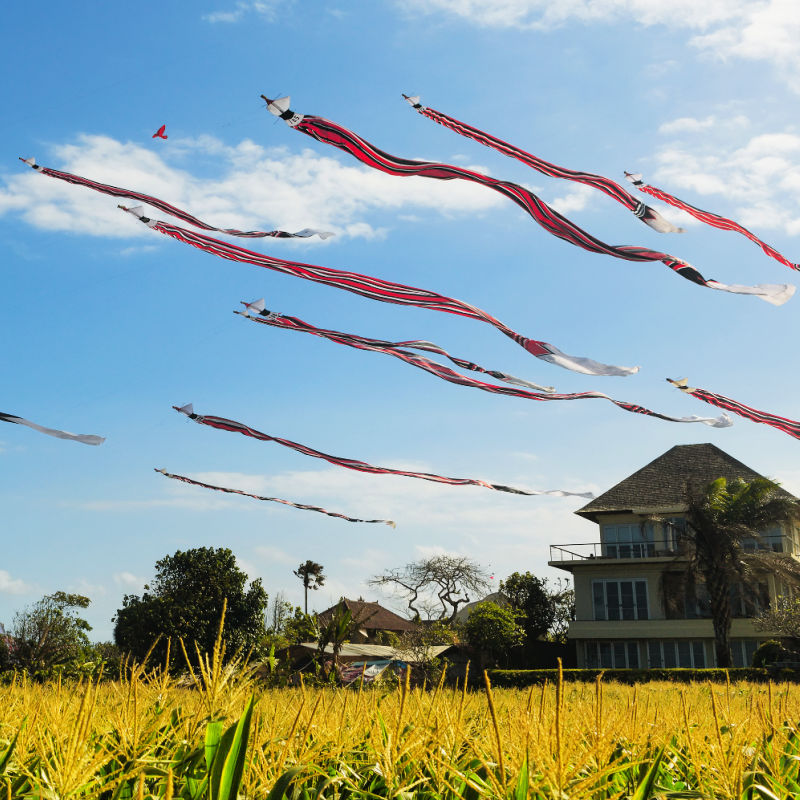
[398,1,800,90]
[202,0,288,23]
[548,184,594,215]
[0,135,501,240]
[648,125,800,235]
[659,116,718,135]
[113,571,147,590]
[0,570,31,595]
[254,545,295,564]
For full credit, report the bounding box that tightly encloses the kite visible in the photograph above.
[174,403,596,498]
[18,158,333,240]
[625,172,799,272]
[0,412,105,445]
[668,378,800,440]
[154,468,396,526]
[152,125,168,140]
[261,95,793,305]
[236,301,733,429]
[241,299,555,392]
[122,208,638,377]
[402,94,684,235]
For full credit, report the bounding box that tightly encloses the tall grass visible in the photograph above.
[2,657,800,797]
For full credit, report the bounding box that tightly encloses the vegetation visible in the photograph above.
[294,560,325,615]
[369,554,489,621]
[462,601,524,666]
[113,547,268,668]
[680,476,800,667]
[4,652,800,798]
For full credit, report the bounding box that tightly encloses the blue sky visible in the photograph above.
[2,1,799,642]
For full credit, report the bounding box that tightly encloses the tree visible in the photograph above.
[755,594,800,644]
[680,476,800,668]
[548,582,575,644]
[316,598,355,680]
[114,547,268,668]
[395,619,457,684]
[294,560,325,614]
[462,601,524,666]
[11,591,92,675]
[499,572,556,643]
[369,555,489,622]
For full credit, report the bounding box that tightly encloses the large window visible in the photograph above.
[741,525,784,553]
[593,580,649,620]
[648,640,706,668]
[730,582,770,617]
[731,640,761,668]
[585,640,640,669]
[601,524,655,558]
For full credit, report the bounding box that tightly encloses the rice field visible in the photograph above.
[2,654,800,798]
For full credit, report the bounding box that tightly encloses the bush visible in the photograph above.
[487,666,791,687]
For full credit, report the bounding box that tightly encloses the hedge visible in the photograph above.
[487,666,800,686]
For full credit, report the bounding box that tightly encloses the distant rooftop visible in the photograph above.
[576,443,795,521]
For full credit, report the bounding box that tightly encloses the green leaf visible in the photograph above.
[630,745,665,800]
[209,695,255,800]
[265,766,304,800]
[513,755,529,800]
[0,718,25,775]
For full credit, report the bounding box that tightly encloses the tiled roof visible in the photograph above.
[316,599,414,632]
[576,443,796,520]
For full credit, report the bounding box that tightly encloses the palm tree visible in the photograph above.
[682,476,800,668]
[294,560,325,614]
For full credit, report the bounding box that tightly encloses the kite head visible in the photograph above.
[173,403,196,418]
[402,93,423,109]
[261,94,303,127]
[241,298,267,315]
[19,157,42,171]
[120,205,157,228]
[624,171,644,186]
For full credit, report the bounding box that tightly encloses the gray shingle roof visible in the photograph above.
[576,443,795,520]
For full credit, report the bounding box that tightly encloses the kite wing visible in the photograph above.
[0,412,105,445]
[18,157,334,240]
[626,172,799,272]
[260,96,793,305]
[123,207,638,377]
[152,125,168,140]
[403,94,684,234]
[235,304,732,429]
[155,468,396,526]
[667,378,800,440]
[174,404,595,498]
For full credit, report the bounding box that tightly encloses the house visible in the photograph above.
[316,598,415,643]
[548,444,800,669]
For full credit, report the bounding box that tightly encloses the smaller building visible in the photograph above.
[316,598,415,643]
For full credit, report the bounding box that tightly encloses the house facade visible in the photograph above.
[548,444,800,669]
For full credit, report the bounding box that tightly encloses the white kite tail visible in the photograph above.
[706,280,796,306]
[9,415,105,445]
[539,345,640,377]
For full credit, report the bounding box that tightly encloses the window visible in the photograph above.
[593,580,649,620]
[731,640,761,668]
[741,525,784,553]
[730,582,769,617]
[585,640,640,668]
[647,640,706,668]
[601,523,655,558]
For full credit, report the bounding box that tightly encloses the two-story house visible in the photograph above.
[549,443,800,669]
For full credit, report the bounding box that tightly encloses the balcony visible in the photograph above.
[549,538,685,563]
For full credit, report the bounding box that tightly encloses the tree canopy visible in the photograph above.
[369,555,489,622]
[113,547,268,668]
[681,476,800,668]
[11,591,92,675]
[462,601,524,666]
[294,560,325,614]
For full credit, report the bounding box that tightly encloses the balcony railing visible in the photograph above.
[549,539,685,562]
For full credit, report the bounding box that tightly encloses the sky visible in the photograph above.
[1,0,799,642]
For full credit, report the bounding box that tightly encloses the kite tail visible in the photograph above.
[172,404,595,497]
[155,468,396,525]
[626,172,799,272]
[19,157,333,240]
[235,305,732,429]
[262,96,794,303]
[667,378,800,440]
[401,95,684,234]
[0,411,105,445]
[123,206,637,377]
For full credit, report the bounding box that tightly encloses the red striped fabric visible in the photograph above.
[174,404,595,497]
[261,97,792,304]
[123,208,638,377]
[626,173,798,271]
[236,305,732,430]
[19,158,331,239]
[668,378,800,440]
[404,96,682,234]
[155,468,395,525]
